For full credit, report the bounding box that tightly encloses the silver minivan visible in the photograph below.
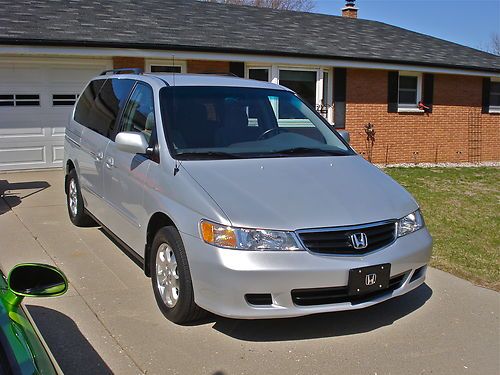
[64,69,432,323]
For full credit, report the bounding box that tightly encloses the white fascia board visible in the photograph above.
[1,44,499,78]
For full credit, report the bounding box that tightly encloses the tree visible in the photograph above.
[204,0,316,12]
[480,33,500,56]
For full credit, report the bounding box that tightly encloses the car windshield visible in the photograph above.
[160,86,353,160]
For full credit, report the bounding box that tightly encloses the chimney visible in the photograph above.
[342,0,358,19]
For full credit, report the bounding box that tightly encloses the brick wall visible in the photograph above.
[112,56,145,71]
[187,60,230,74]
[345,68,500,163]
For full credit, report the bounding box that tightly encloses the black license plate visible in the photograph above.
[348,264,391,296]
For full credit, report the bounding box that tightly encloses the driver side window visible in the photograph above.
[121,83,155,143]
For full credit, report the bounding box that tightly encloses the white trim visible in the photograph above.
[2,45,498,78]
[398,108,424,113]
[488,108,500,114]
[145,58,186,73]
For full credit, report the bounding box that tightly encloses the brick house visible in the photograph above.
[0,0,498,170]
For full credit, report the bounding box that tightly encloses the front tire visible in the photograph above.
[66,169,94,227]
[150,226,205,324]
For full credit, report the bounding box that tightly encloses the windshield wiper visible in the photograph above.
[270,147,348,156]
[175,151,243,160]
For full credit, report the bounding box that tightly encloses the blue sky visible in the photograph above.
[315,0,500,51]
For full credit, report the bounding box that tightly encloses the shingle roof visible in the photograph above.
[0,0,499,73]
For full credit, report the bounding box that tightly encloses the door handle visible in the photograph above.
[105,157,115,169]
[90,151,104,162]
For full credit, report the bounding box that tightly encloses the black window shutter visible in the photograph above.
[482,77,491,114]
[229,62,245,78]
[388,71,399,113]
[423,73,434,113]
[334,68,347,128]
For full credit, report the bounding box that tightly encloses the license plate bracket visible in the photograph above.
[348,264,391,296]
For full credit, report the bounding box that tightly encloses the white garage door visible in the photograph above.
[0,59,112,171]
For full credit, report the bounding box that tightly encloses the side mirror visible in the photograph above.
[7,263,68,303]
[116,132,149,154]
[338,130,350,144]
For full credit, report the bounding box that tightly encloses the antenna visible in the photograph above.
[172,54,176,86]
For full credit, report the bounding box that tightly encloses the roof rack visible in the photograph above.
[100,68,144,76]
[199,72,239,77]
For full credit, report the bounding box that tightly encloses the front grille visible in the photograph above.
[291,272,408,307]
[297,221,397,255]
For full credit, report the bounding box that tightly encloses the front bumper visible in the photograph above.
[183,228,432,319]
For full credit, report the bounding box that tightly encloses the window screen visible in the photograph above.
[399,75,419,106]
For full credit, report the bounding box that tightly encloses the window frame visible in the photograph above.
[397,71,423,112]
[489,77,500,114]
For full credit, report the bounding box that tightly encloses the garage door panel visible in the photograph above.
[52,145,65,163]
[0,59,111,170]
[0,146,46,166]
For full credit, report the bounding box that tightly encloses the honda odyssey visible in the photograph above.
[64,69,432,323]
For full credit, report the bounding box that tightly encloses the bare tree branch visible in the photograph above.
[479,33,500,56]
[203,0,316,12]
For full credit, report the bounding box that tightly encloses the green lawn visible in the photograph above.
[385,167,500,291]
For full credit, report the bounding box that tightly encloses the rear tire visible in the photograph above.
[150,226,205,324]
[66,169,95,227]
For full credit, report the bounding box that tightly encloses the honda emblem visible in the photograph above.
[350,232,368,250]
[365,273,377,286]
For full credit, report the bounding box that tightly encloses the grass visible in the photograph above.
[385,167,500,291]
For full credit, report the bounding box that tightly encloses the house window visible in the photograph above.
[53,94,79,106]
[151,65,182,73]
[490,79,500,112]
[279,70,317,107]
[0,94,40,107]
[398,72,422,110]
[146,59,187,74]
[246,65,333,124]
[0,94,14,106]
[248,68,269,82]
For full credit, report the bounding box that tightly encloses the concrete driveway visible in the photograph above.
[0,170,498,375]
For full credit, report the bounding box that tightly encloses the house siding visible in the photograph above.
[345,69,500,164]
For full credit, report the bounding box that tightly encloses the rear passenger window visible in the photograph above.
[74,79,105,126]
[89,78,135,138]
[74,78,134,138]
[121,83,155,143]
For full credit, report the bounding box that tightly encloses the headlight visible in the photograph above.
[200,220,303,251]
[397,210,425,237]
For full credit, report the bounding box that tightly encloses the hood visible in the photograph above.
[182,155,418,231]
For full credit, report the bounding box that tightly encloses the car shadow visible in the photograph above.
[0,180,50,214]
[26,305,113,375]
[208,284,432,342]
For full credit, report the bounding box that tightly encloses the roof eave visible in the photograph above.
[0,38,499,74]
